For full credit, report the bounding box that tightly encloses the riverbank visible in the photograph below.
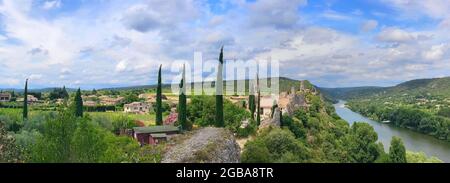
[333,100,450,162]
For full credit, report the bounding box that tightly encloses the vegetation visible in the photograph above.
[74,88,83,117]
[49,86,69,100]
[187,95,253,136]
[178,65,190,130]
[347,101,450,142]
[406,151,442,163]
[242,87,441,163]
[324,76,450,142]
[389,137,407,163]
[215,47,224,127]
[0,123,22,162]
[23,79,28,120]
[249,83,256,120]
[156,65,163,125]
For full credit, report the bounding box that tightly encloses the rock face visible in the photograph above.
[259,107,281,129]
[162,127,240,163]
[285,94,307,116]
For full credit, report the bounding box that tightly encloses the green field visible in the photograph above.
[86,112,158,126]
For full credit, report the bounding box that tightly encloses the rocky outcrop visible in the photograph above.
[259,107,281,129]
[285,93,307,116]
[162,127,240,163]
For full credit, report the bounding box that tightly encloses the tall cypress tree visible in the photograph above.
[178,64,188,130]
[23,79,28,120]
[62,85,69,99]
[156,65,163,125]
[215,47,224,127]
[249,83,255,120]
[74,88,83,117]
[256,74,261,126]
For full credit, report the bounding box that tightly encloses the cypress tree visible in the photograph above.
[156,65,163,125]
[178,64,188,130]
[249,83,255,120]
[256,74,261,126]
[74,88,83,117]
[62,85,69,99]
[23,79,28,120]
[215,46,224,127]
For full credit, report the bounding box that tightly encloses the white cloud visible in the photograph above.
[42,0,61,10]
[422,44,447,60]
[361,20,378,32]
[376,27,416,43]
[320,10,352,21]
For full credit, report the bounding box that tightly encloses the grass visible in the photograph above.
[1,107,169,127]
[87,111,171,126]
[87,111,157,126]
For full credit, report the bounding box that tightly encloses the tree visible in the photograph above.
[156,65,163,125]
[249,83,256,120]
[62,86,69,99]
[389,136,407,163]
[74,88,83,117]
[347,122,380,163]
[256,75,261,126]
[0,123,22,162]
[23,79,28,120]
[71,118,108,163]
[178,64,189,130]
[215,46,224,127]
[241,140,271,163]
[31,110,77,162]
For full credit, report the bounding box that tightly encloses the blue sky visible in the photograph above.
[0,0,450,89]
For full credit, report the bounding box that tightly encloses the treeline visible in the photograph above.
[347,101,450,142]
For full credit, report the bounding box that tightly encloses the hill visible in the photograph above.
[321,76,450,100]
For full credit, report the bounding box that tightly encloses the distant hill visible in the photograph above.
[99,77,308,93]
[0,87,77,94]
[1,77,317,95]
[321,76,450,100]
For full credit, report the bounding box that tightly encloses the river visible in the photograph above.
[333,100,450,162]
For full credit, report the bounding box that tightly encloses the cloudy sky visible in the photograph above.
[0,0,450,89]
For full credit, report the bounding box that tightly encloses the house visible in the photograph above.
[124,102,151,114]
[258,95,276,119]
[18,95,39,103]
[0,93,11,102]
[138,93,167,103]
[99,96,124,106]
[132,126,180,145]
[83,100,97,107]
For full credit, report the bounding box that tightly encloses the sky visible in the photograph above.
[0,0,450,89]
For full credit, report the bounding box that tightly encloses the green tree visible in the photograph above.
[249,83,256,120]
[215,47,224,127]
[241,140,271,163]
[255,73,261,126]
[347,122,380,163]
[178,64,189,130]
[31,110,77,162]
[0,123,22,162]
[62,86,69,99]
[71,118,108,163]
[23,79,28,120]
[74,88,83,117]
[389,136,407,163]
[156,65,163,125]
